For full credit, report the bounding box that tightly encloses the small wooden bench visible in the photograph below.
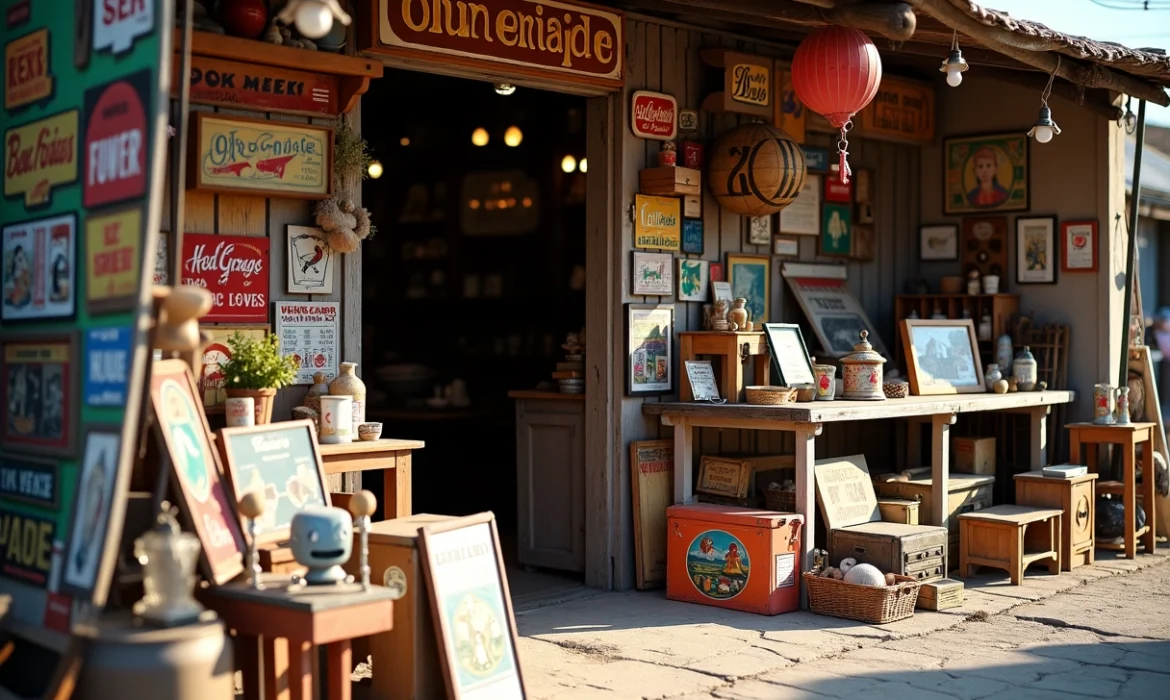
[958,505,1063,584]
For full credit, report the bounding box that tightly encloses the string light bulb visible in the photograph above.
[495,83,517,96]
[1121,97,1138,134]
[504,126,523,147]
[367,160,383,179]
[1028,56,1062,144]
[471,127,489,147]
[561,155,577,173]
[939,31,969,87]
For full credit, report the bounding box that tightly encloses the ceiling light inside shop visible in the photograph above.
[561,155,577,173]
[399,137,410,147]
[504,126,523,147]
[367,160,383,179]
[472,128,490,146]
[495,82,517,95]
[579,158,588,173]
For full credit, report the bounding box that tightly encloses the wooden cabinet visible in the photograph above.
[1014,471,1099,570]
[514,395,586,572]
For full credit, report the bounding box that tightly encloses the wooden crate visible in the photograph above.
[874,473,994,570]
[698,454,793,499]
[917,578,964,611]
[829,521,948,582]
[954,437,995,475]
[878,498,920,525]
[640,166,701,196]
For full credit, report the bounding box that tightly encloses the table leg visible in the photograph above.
[753,353,769,387]
[794,423,819,608]
[288,640,315,700]
[724,349,745,403]
[1124,442,1137,559]
[384,452,411,519]
[906,418,924,470]
[1028,406,1050,469]
[959,520,971,578]
[327,641,353,700]
[1142,437,1156,553]
[1011,524,1024,585]
[1048,515,1061,574]
[263,636,289,700]
[673,418,694,504]
[679,335,695,402]
[931,414,956,531]
[236,633,260,700]
[1070,431,1081,465]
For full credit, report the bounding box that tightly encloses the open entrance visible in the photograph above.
[360,69,590,604]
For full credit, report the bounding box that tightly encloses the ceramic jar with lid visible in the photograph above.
[978,313,992,342]
[841,330,886,400]
[1013,346,1038,391]
[304,371,330,413]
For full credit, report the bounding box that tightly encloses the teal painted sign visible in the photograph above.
[1,0,172,621]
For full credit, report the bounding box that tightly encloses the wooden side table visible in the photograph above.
[199,576,395,700]
[958,505,1062,584]
[318,438,424,519]
[678,331,770,403]
[1014,470,1099,570]
[1067,422,1157,558]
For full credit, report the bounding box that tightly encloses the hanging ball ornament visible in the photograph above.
[707,121,807,217]
[791,26,882,183]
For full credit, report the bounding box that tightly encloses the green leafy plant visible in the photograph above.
[333,122,371,185]
[220,332,299,390]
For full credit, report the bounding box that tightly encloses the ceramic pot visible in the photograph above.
[225,397,255,427]
[978,314,992,342]
[329,362,367,435]
[220,0,268,38]
[840,331,886,400]
[983,275,1000,294]
[1013,346,1038,391]
[996,335,1014,376]
[304,372,329,413]
[225,388,275,425]
[813,363,837,401]
[984,363,1003,392]
[727,298,749,331]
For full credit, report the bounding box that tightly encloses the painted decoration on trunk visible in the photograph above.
[708,122,806,217]
[687,529,750,599]
[2,214,76,321]
[180,233,270,323]
[190,113,332,199]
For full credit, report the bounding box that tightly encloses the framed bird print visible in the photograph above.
[287,226,335,294]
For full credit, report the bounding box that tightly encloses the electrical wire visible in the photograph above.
[1088,0,1170,10]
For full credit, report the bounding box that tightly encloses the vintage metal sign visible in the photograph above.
[5,27,53,110]
[0,506,55,587]
[634,194,681,251]
[728,56,770,110]
[84,325,133,407]
[4,109,79,207]
[0,333,79,457]
[83,70,150,208]
[774,66,805,143]
[1,213,76,321]
[181,233,270,323]
[93,0,155,56]
[859,76,934,144]
[86,205,142,311]
[631,90,676,140]
[370,0,624,91]
[0,455,58,508]
[190,113,331,199]
[182,55,340,117]
[274,301,340,385]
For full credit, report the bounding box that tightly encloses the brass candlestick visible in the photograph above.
[349,490,376,591]
[238,493,265,590]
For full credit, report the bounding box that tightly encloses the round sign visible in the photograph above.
[708,122,807,217]
[382,566,408,600]
[686,529,750,599]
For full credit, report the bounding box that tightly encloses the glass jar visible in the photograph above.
[1013,346,1038,391]
[996,335,1014,376]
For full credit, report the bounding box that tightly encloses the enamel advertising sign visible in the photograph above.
[4,109,79,208]
[5,27,53,110]
[631,90,677,140]
[183,56,340,117]
[85,205,143,311]
[180,233,270,323]
[93,0,155,56]
[83,70,150,208]
[189,113,331,199]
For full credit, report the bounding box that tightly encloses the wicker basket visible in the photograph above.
[745,386,797,405]
[764,487,796,512]
[803,572,921,624]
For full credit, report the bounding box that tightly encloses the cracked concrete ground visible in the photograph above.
[514,549,1170,699]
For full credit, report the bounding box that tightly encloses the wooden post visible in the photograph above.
[1028,405,1050,469]
[673,418,694,503]
[931,413,956,531]
[793,423,821,603]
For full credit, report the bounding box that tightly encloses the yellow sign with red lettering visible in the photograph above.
[85,206,142,311]
[860,77,934,143]
[634,194,681,251]
[5,28,53,110]
[4,109,78,207]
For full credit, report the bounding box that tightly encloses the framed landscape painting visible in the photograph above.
[626,304,674,396]
[901,319,985,396]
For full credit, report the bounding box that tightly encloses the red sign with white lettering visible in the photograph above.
[83,70,149,208]
[824,176,852,204]
[181,56,340,117]
[180,233,270,323]
[631,90,677,141]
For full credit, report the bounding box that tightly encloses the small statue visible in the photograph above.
[289,507,354,585]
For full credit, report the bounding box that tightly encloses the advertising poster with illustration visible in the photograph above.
[192,113,331,198]
[200,326,269,409]
[2,215,76,321]
[626,304,673,395]
[275,302,340,384]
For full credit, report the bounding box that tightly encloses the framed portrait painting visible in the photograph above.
[726,254,770,325]
[626,304,674,396]
[1016,216,1058,284]
[900,319,985,396]
[1061,220,1098,273]
[944,133,1029,215]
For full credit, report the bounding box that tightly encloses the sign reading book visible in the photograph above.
[275,301,340,384]
[189,112,332,199]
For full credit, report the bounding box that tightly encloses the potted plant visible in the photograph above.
[220,332,299,425]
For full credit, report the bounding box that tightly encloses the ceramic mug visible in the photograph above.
[319,395,353,444]
[814,364,837,401]
[225,397,255,427]
[358,422,383,441]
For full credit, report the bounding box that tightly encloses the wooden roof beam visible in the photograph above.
[656,0,918,41]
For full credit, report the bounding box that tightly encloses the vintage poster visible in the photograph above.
[1,334,77,456]
[944,133,1029,215]
[3,109,78,207]
[778,174,820,236]
[782,275,887,359]
[59,429,121,600]
[85,205,143,311]
[774,66,805,143]
[0,454,58,509]
[727,254,770,325]
[821,203,852,256]
[286,225,334,294]
[681,218,703,254]
[5,27,53,110]
[631,252,672,296]
[859,76,934,144]
[2,214,76,321]
[83,325,133,407]
[191,113,332,198]
[83,70,150,208]
[626,304,673,395]
[634,194,681,251]
[181,232,270,322]
[0,506,54,587]
[274,301,340,385]
[199,325,268,409]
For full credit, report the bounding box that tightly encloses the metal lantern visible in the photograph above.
[707,122,807,217]
[790,26,882,183]
[840,330,886,400]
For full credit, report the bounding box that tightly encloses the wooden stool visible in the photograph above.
[1067,422,1157,558]
[678,331,770,403]
[958,505,1062,584]
[1014,470,1099,570]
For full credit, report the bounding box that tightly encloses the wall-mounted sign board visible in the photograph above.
[178,55,341,117]
[188,112,332,199]
[363,0,624,93]
[631,90,677,140]
[274,301,340,385]
[859,76,935,144]
[700,49,773,119]
[180,233,270,323]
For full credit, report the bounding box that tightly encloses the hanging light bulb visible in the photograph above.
[276,0,352,40]
[579,158,588,174]
[367,160,383,179]
[561,155,577,173]
[1121,97,1138,134]
[939,31,969,87]
[1028,56,1062,144]
[471,127,489,147]
[504,126,523,147]
[495,83,517,96]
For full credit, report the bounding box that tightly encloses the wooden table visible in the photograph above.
[1067,422,1157,558]
[318,438,424,519]
[200,576,395,700]
[644,391,1075,606]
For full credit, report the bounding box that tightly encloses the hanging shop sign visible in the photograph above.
[367,0,624,91]
[83,70,150,208]
[1,213,76,322]
[859,76,934,144]
[700,50,772,119]
[180,233,270,323]
[189,112,332,199]
[3,109,79,208]
[0,455,58,509]
[83,325,133,408]
[633,194,681,251]
[274,301,340,385]
[181,56,340,117]
[86,206,143,312]
[631,91,676,140]
[5,27,53,111]
[0,506,54,587]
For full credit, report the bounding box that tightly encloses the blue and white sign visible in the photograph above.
[802,146,830,173]
[84,326,133,407]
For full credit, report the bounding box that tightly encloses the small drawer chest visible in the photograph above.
[1013,470,1099,570]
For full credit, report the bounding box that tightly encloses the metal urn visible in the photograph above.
[133,503,206,627]
[840,330,887,400]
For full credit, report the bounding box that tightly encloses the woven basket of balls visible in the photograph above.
[805,550,920,624]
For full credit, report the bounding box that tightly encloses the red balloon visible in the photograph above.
[791,27,883,129]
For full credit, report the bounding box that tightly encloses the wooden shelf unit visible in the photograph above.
[893,294,1019,368]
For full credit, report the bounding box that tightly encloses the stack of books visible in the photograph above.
[1042,464,1088,478]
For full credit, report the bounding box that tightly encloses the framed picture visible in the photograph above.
[218,420,330,544]
[632,251,673,296]
[726,253,770,325]
[944,132,1029,215]
[919,224,959,261]
[820,203,852,256]
[626,304,674,396]
[199,325,270,411]
[961,215,1008,278]
[709,262,724,282]
[1061,220,1098,273]
[782,272,888,358]
[677,258,709,302]
[779,174,820,236]
[1,332,79,457]
[711,280,733,308]
[59,427,123,601]
[1016,216,1058,284]
[900,319,985,395]
[681,218,704,254]
[684,360,722,401]
[762,323,817,386]
[150,359,247,585]
[418,513,527,700]
[748,215,772,245]
[824,174,851,204]
[2,214,77,322]
[773,236,799,257]
[287,225,335,294]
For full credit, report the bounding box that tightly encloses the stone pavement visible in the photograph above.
[514,549,1170,699]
